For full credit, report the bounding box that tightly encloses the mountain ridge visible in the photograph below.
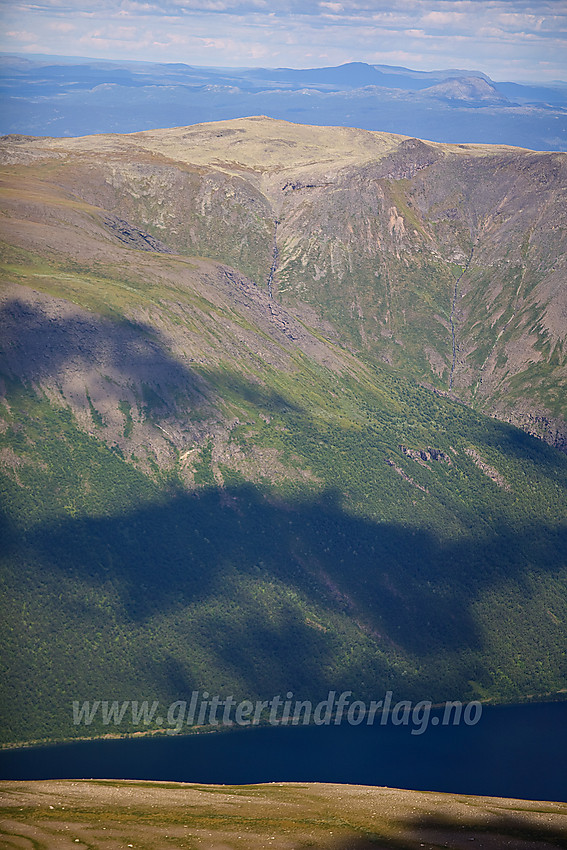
[0,117,566,744]
[4,117,562,448]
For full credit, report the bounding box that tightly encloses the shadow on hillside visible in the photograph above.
[0,296,317,435]
[2,295,567,707]
[4,478,565,702]
[479,415,567,479]
[321,808,567,848]
[198,365,306,415]
[0,296,205,415]
[399,809,567,849]
[324,837,409,849]
[288,802,567,848]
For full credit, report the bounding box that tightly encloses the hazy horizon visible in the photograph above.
[3,49,567,87]
[1,0,566,84]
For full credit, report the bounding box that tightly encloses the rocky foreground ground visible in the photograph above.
[1,779,566,849]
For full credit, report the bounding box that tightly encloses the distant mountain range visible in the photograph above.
[1,54,566,150]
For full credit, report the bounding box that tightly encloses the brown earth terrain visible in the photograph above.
[1,779,567,849]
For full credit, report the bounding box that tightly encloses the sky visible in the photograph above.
[1,1,566,83]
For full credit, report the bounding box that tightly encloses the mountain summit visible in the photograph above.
[422,76,509,103]
[4,117,562,447]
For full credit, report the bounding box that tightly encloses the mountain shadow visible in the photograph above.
[0,295,204,414]
[2,474,565,744]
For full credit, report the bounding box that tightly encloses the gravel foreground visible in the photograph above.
[1,779,566,849]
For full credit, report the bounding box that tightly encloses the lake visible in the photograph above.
[1,701,566,802]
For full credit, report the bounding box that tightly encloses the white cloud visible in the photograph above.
[4,29,37,41]
[319,2,344,11]
[421,10,466,26]
[48,21,76,32]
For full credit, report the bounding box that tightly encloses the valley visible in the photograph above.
[0,118,566,745]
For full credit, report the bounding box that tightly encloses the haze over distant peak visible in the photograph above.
[421,76,509,104]
[1,54,566,151]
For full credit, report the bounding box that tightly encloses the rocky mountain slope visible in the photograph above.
[0,119,566,744]
[3,117,564,449]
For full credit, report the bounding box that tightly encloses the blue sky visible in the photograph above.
[1,1,566,82]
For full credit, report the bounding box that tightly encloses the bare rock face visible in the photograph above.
[375,137,441,179]
[400,446,452,464]
[102,216,173,253]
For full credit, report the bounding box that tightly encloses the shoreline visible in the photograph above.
[2,690,566,751]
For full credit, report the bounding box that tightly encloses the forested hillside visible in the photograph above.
[0,120,566,744]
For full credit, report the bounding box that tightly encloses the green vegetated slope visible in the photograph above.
[0,123,566,745]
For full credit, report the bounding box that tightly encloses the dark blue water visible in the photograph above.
[1,702,566,802]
